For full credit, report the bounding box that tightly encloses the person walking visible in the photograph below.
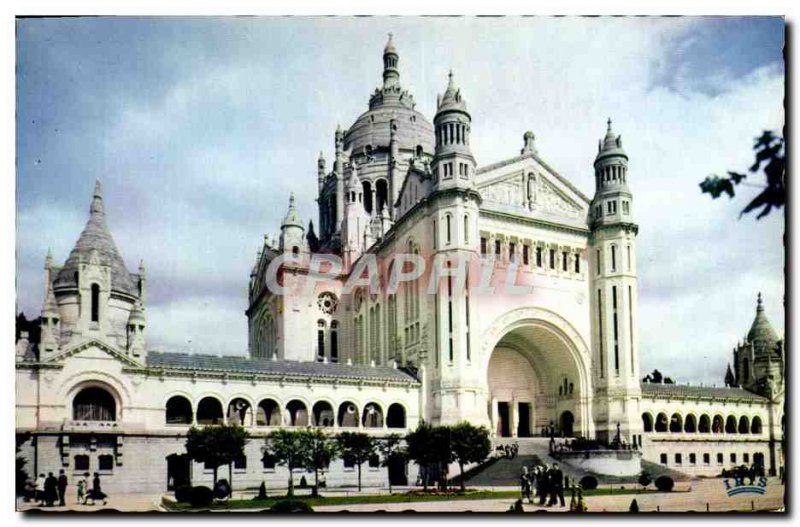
[87,472,107,506]
[520,467,532,503]
[538,466,550,506]
[57,469,68,506]
[44,472,58,507]
[549,463,565,507]
[34,473,45,506]
[77,474,87,505]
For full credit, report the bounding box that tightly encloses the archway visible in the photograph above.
[485,317,588,438]
[312,401,335,427]
[642,413,653,432]
[338,402,360,428]
[166,453,191,490]
[362,403,384,428]
[166,396,193,424]
[699,414,711,433]
[286,400,308,426]
[227,398,253,427]
[256,399,281,426]
[197,397,223,425]
[73,386,117,422]
[387,403,406,429]
[684,414,697,433]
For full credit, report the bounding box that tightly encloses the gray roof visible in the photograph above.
[640,382,767,402]
[146,352,419,384]
[53,181,139,297]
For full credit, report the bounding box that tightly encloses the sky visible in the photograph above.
[15,16,785,385]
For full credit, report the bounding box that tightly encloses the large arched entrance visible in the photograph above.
[484,312,590,439]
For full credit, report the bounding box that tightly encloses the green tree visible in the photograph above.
[184,424,249,490]
[378,434,405,494]
[300,428,338,497]
[264,429,311,497]
[449,422,491,492]
[336,431,376,492]
[405,421,438,491]
[700,130,785,219]
[430,426,455,490]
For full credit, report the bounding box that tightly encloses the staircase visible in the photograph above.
[463,438,691,487]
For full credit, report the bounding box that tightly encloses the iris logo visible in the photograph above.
[723,476,767,497]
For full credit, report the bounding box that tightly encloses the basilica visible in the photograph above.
[16,36,785,494]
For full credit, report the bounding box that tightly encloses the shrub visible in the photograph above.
[638,472,651,489]
[654,476,674,492]
[214,478,231,499]
[174,485,192,503]
[270,499,314,513]
[579,475,598,490]
[188,486,214,508]
[629,498,639,512]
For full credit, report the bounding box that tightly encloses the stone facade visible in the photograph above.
[16,36,784,494]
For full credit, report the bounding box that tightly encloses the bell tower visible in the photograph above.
[588,119,642,445]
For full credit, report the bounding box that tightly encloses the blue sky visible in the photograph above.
[16,16,785,384]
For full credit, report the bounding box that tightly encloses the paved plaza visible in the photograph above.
[16,478,785,513]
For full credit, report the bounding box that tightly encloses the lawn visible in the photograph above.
[163,486,660,511]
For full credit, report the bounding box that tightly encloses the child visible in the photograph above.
[77,476,87,505]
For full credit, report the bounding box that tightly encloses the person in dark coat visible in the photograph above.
[87,472,107,506]
[548,463,565,507]
[44,472,58,507]
[57,469,68,506]
[537,466,549,506]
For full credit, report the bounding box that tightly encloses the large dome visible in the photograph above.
[343,34,435,156]
[747,293,780,354]
[344,104,434,156]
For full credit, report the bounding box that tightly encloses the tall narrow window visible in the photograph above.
[447,272,454,363]
[611,245,617,271]
[91,283,100,322]
[446,215,452,244]
[330,321,339,363]
[509,242,516,262]
[523,245,529,266]
[562,251,568,271]
[432,220,437,249]
[612,286,619,374]
[629,285,634,375]
[480,237,487,255]
[317,320,326,362]
[627,245,632,270]
[549,249,555,269]
[464,215,469,243]
[495,239,501,256]
[434,291,440,367]
[574,254,580,273]
[536,246,542,267]
[596,249,603,275]
[598,291,604,378]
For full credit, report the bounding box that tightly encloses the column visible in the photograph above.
[491,398,499,437]
[510,398,518,438]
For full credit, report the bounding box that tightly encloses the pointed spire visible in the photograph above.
[281,192,303,229]
[90,178,104,216]
[45,247,53,268]
[382,33,400,88]
[757,291,764,312]
[437,69,467,113]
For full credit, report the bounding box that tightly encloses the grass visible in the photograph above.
[163,487,658,511]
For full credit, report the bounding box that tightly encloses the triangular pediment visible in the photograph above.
[476,155,587,220]
[44,339,143,368]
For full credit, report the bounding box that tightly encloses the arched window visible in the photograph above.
[286,400,308,426]
[725,415,737,434]
[362,181,373,214]
[712,415,724,434]
[415,145,423,158]
[751,416,763,434]
[387,403,406,429]
[256,399,281,426]
[698,414,711,433]
[738,416,750,434]
[642,413,653,432]
[312,401,334,427]
[376,179,388,214]
[463,214,469,244]
[330,321,339,363]
[196,397,224,425]
[317,320,326,362]
[684,414,697,433]
[669,413,683,433]
[362,403,384,428]
[338,401,359,428]
[655,412,668,433]
[227,398,252,427]
[165,395,193,424]
[73,386,116,422]
[90,283,100,322]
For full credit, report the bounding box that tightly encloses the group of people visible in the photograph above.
[23,470,108,507]
[496,442,520,459]
[519,463,586,511]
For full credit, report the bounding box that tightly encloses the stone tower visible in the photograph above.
[733,293,784,396]
[588,119,641,444]
[427,71,485,425]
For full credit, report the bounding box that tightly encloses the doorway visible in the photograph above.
[559,411,575,437]
[498,402,510,437]
[517,403,531,437]
[166,453,191,491]
[387,455,408,487]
